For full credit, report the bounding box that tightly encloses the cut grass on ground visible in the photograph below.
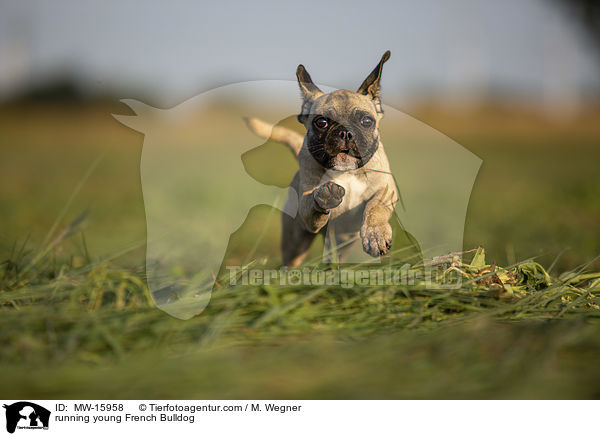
[1,236,599,399]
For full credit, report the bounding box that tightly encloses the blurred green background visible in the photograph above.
[2,101,599,271]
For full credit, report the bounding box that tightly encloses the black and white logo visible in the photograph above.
[3,402,50,434]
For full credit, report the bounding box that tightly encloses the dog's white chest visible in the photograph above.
[323,171,369,213]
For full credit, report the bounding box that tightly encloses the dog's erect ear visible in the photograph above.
[357,50,391,114]
[296,64,323,123]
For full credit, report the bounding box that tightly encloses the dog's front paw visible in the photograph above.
[313,182,345,211]
[361,223,392,257]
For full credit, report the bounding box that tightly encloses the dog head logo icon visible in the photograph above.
[3,402,51,434]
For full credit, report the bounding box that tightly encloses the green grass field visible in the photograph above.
[1,102,599,398]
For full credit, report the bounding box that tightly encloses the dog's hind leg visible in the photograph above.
[334,232,359,264]
[322,227,360,264]
[281,213,317,267]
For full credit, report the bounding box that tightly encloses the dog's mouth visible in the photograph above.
[309,142,360,159]
[315,142,362,159]
[338,149,361,159]
[330,151,362,171]
[331,143,365,164]
[308,140,377,171]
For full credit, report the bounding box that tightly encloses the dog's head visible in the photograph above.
[296,51,390,171]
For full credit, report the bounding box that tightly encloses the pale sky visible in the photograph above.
[0,0,598,107]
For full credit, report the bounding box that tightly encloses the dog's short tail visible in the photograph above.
[244,117,304,158]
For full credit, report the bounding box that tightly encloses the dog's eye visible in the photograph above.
[361,116,374,127]
[313,117,328,129]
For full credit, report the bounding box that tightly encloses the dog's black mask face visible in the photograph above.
[296,51,390,171]
[306,106,379,170]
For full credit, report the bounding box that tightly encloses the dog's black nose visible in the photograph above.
[339,129,354,141]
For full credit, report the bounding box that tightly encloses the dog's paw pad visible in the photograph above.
[361,224,393,257]
[313,181,345,211]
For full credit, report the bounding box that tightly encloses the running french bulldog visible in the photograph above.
[245,51,397,267]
